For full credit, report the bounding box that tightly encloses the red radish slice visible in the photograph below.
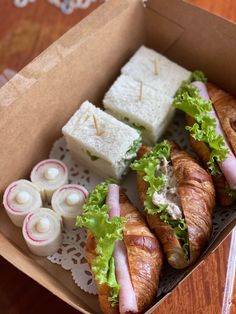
[5,184,19,213]
[25,213,47,243]
[3,179,42,227]
[58,185,88,199]
[52,184,89,228]
[22,208,62,256]
[34,159,67,173]
[31,159,68,202]
[192,81,236,190]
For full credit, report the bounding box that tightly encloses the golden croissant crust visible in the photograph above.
[186,115,234,206]
[86,192,163,314]
[207,82,236,157]
[137,141,215,269]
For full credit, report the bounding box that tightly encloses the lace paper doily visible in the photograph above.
[47,112,236,299]
[13,0,97,14]
[48,227,98,294]
[47,137,104,295]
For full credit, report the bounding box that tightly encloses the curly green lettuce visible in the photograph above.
[76,180,125,306]
[130,141,189,258]
[173,70,229,176]
[127,135,142,155]
[225,185,236,199]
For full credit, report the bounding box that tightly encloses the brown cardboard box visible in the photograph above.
[0,0,235,313]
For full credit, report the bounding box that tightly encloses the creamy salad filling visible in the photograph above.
[130,140,189,259]
[152,158,182,220]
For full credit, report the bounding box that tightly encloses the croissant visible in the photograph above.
[183,81,236,206]
[83,184,163,314]
[186,115,233,206]
[207,83,236,156]
[135,140,215,269]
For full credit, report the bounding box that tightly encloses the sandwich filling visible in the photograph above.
[130,141,189,259]
[76,181,138,312]
[152,159,182,220]
[173,70,236,195]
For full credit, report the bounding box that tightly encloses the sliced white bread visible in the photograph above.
[121,46,191,97]
[62,101,141,179]
[103,75,174,145]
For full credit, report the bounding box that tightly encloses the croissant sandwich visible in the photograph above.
[173,71,236,205]
[76,180,163,314]
[130,140,215,269]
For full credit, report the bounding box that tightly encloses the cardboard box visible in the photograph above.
[0,0,235,313]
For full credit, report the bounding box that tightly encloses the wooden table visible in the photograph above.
[0,1,235,313]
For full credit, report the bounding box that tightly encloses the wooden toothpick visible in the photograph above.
[139,81,143,101]
[93,115,101,136]
[153,58,159,75]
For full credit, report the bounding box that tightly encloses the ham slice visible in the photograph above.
[113,240,138,314]
[192,81,236,189]
[107,184,121,218]
[106,184,138,314]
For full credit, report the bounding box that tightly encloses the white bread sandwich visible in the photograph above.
[103,74,174,145]
[121,45,191,97]
[62,101,141,179]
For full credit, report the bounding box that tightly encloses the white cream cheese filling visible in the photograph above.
[152,158,182,220]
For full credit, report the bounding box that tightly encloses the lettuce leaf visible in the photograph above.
[76,180,125,306]
[225,185,236,199]
[130,141,189,259]
[127,134,142,155]
[173,70,229,176]
[86,150,99,161]
[191,70,207,83]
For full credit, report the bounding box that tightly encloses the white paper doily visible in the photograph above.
[47,227,98,294]
[47,137,104,295]
[47,112,236,299]
[13,0,97,14]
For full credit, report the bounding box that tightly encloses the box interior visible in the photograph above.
[0,0,235,313]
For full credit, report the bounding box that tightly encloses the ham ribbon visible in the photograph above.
[107,184,121,218]
[106,184,138,314]
[192,81,236,189]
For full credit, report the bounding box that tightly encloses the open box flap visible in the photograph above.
[0,0,144,195]
[0,0,144,313]
[145,0,236,94]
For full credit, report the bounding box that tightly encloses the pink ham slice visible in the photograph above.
[113,240,138,314]
[106,184,138,314]
[192,81,236,189]
[107,184,121,218]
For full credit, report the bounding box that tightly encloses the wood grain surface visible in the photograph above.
[0,0,235,313]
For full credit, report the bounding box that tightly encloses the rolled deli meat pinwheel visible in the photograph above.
[131,140,215,269]
[173,71,236,205]
[22,207,62,256]
[52,184,88,228]
[30,159,68,202]
[76,180,163,314]
[3,179,42,227]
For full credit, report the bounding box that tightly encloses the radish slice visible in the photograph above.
[22,208,62,256]
[51,184,88,228]
[106,184,138,313]
[30,159,68,203]
[3,179,42,227]
[192,81,236,190]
